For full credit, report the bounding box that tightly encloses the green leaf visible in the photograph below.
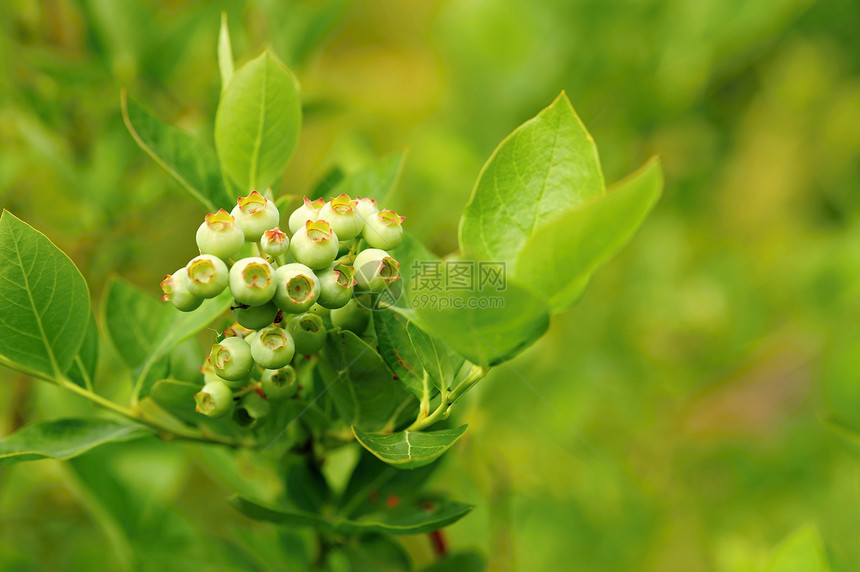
[459,92,604,264]
[341,534,412,572]
[231,496,472,536]
[285,456,332,513]
[102,277,171,370]
[148,378,201,425]
[406,322,463,391]
[765,526,831,572]
[218,12,234,92]
[65,311,99,388]
[421,551,486,572]
[0,418,148,465]
[215,50,302,193]
[331,151,406,204]
[514,157,663,311]
[121,92,233,211]
[318,330,413,432]
[0,211,90,381]
[352,425,468,469]
[409,276,550,366]
[373,310,425,399]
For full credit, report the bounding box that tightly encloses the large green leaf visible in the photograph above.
[0,418,148,465]
[318,330,413,432]
[65,311,99,388]
[215,50,302,193]
[218,12,234,93]
[406,322,463,392]
[514,157,663,311]
[231,496,472,536]
[409,276,550,366]
[148,378,201,425]
[121,92,233,211]
[0,211,90,381]
[102,277,171,370]
[373,310,425,399]
[459,92,604,264]
[329,151,406,205]
[353,425,468,469]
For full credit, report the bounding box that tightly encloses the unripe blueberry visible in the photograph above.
[288,196,324,233]
[185,254,229,299]
[330,298,370,334]
[353,248,401,292]
[362,209,404,250]
[230,191,281,242]
[233,301,279,330]
[194,380,234,418]
[201,359,244,389]
[353,196,379,221]
[196,209,245,261]
[229,257,276,306]
[287,312,327,354]
[318,193,364,240]
[261,227,289,257]
[161,267,203,312]
[274,263,321,314]
[234,392,270,429]
[290,220,339,269]
[260,366,298,401]
[209,336,254,381]
[316,263,356,309]
[250,326,295,369]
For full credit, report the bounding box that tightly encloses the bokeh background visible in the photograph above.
[1,0,859,570]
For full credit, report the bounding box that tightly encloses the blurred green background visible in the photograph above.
[1,0,859,570]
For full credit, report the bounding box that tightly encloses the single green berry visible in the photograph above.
[354,248,401,292]
[194,381,234,418]
[318,193,364,240]
[288,196,324,233]
[316,263,356,309]
[290,219,339,269]
[287,312,327,354]
[330,298,370,333]
[250,326,295,369]
[234,392,270,429]
[231,191,281,242]
[185,254,229,299]
[208,336,254,381]
[362,209,404,250]
[233,300,279,330]
[273,263,320,313]
[161,267,203,312]
[353,196,379,221]
[261,227,289,257]
[260,366,298,400]
[229,257,277,306]
[196,209,245,261]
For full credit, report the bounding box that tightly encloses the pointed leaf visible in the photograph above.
[229,496,333,530]
[373,310,425,399]
[218,12,234,92]
[331,151,406,204]
[0,211,90,381]
[148,378,201,425]
[352,425,468,469]
[0,418,148,465]
[406,322,463,391]
[65,311,99,388]
[459,92,604,264]
[515,157,663,311]
[121,92,233,211]
[102,276,171,370]
[215,50,302,193]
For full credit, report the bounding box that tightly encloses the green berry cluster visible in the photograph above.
[159,190,405,426]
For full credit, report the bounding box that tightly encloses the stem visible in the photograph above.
[404,366,487,431]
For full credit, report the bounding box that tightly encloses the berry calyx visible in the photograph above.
[288,196,324,233]
[353,248,401,292]
[208,336,254,381]
[362,209,405,250]
[261,227,289,257]
[287,312,327,354]
[290,219,340,269]
[316,263,356,309]
[194,380,234,418]
[196,209,244,261]
[250,326,296,369]
[318,193,364,240]
[185,254,229,299]
[353,196,379,221]
[260,366,298,400]
[231,191,281,242]
[273,263,320,313]
[161,267,204,312]
[229,257,277,306]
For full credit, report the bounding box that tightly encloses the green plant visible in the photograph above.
[0,15,662,570]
